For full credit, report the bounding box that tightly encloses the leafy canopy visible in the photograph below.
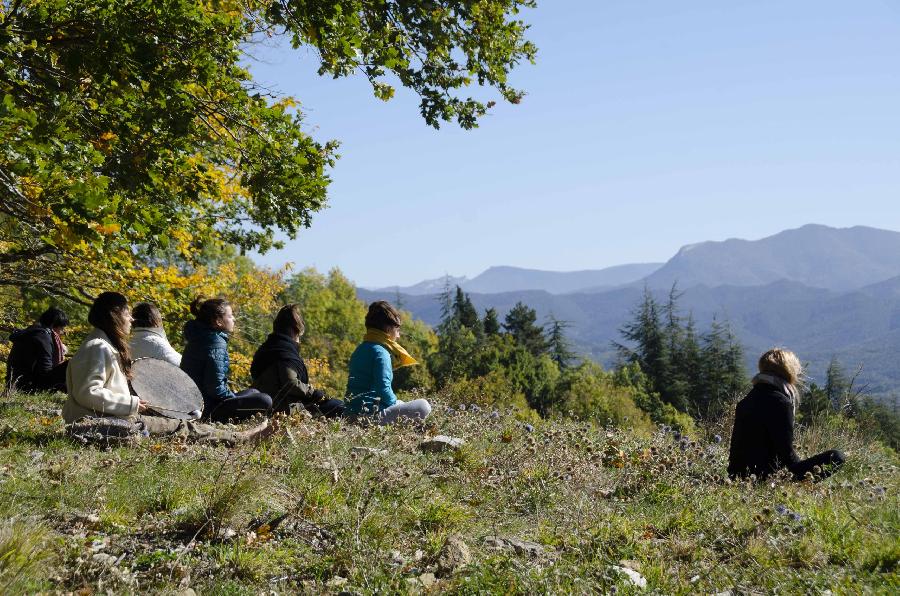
[0,0,536,298]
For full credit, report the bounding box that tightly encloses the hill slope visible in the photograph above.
[1,390,896,593]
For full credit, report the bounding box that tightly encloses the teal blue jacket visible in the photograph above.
[344,342,397,415]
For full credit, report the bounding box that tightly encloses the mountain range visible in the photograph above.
[358,225,900,396]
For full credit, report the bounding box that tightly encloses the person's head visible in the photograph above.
[365,301,402,340]
[273,304,305,339]
[131,302,163,329]
[39,307,69,333]
[190,297,234,333]
[88,291,132,377]
[758,348,803,386]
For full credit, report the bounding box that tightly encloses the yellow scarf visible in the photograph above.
[364,328,418,370]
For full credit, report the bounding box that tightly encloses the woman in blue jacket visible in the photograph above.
[181,297,272,422]
[345,301,431,425]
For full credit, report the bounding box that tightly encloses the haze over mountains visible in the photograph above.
[358,225,900,396]
[372,263,662,295]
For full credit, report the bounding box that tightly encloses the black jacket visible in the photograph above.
[5,325,62,392]
[728,382,801,479]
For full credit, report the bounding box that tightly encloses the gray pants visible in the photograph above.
[68,414,240,446]
[379,399,432,426]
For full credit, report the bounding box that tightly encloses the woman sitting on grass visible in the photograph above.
[63,291,271,445]
[251,304,345,418]
[180,297,272,422]
[344,301,431,425]
[728,348,845,481]
[129,302,181,366]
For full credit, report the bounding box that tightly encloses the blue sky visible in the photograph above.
[248,0,900,288]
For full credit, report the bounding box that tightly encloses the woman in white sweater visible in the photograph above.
[64,292,271,446]
[129,302,181,366]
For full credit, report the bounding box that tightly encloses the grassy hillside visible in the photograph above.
[1,390,897,594]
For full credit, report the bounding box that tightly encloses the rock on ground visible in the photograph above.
[437,535,472,575]
[419,435,465,453]
[610,565,647,589]
[483,536,545,558]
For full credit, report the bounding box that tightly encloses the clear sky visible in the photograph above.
[247,0,900,288]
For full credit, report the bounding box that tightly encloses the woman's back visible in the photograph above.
[728,382,799,478]
[345,341,396,415]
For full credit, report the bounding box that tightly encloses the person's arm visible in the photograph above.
[69,343,138,417]
[371,348,397,410]
[766,394,801,469]
[157,337,182,367]
[204,347,235,401]
[277,361,319,401]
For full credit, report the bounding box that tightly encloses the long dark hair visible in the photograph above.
[273,304,305,336]
[88,291,133,378]
[190,296,231,328]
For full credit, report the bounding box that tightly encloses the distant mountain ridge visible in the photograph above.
[359,224,900,396]
[372,263,663,295]
[641,224,900,291]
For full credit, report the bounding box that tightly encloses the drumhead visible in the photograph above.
[131,358,203,419]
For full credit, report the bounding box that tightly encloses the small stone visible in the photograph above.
[29,451,45,463]
[437,535,472,575]
[610,565,647,588]
[419,435,465,453]
[326,576,348,588]
[483,536,545,558]
[490,411,500,419]
[92,553,118,567]
[417,573,437,588]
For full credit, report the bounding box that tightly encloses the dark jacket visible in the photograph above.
[180,320,235,404]
[728,382,801,479]
[250,332,323,409]
[5,325,63,392]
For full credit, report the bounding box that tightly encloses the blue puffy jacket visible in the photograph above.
[344,342,397,416]
[180,319,235,404]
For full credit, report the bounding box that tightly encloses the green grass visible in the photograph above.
[0,389,897,594]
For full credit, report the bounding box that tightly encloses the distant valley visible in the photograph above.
[359,225,900,397]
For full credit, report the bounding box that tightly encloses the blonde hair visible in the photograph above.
[758,348,802,386]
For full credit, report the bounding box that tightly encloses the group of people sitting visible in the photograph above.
[5,294,844,480]
[5,293,431,446]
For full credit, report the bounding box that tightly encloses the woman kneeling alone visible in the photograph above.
[181,297,272,422]
[63,292,271,445]
[728,348,845,481]
[344,301,431,425]
[251,304,345,418]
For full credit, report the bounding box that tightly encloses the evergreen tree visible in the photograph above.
[546,315,576,370]
[503,302,547,357]
[799,382,832,421]
[483,308,501,336]
[698,318,747,420]
[825,356,849,412]
[615,287,673,407]
[453,286,481,334]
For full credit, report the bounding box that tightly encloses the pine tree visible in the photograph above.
[825,356,849,412]
[503,302,548,357]
[483,308,501,336]
[615,287,673,407]
[699,318,747,420]
[546,315,576,369]
[453,286,481,334]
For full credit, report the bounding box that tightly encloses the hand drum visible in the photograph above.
[131,358,203,419]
